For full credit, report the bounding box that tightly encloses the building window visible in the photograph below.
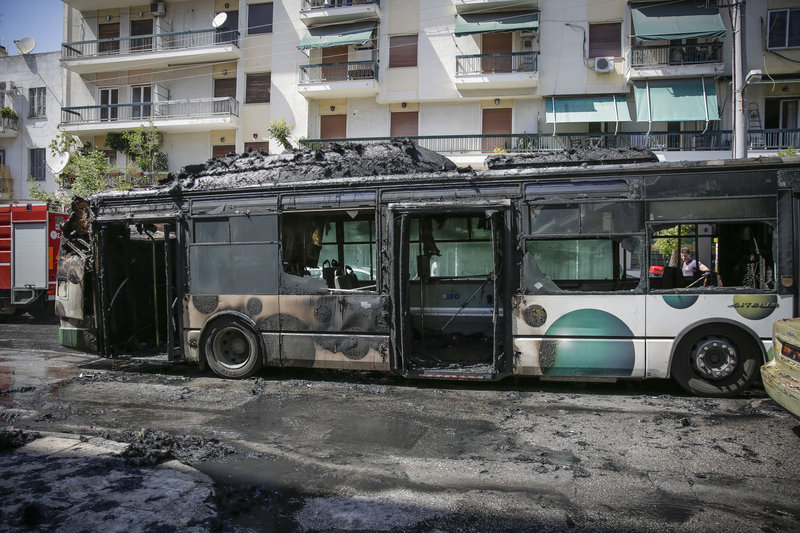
[214,78,237,99]
[248,3,273,35]
[29,148,46,181]
[390,111,418,137]
[245,142,269,153]
[389,35,418,68]
[245,73,271,104]
[589,22,621,57]
[768,9,800,49]
[29,87,46,118]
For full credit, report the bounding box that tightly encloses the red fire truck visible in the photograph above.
[0,203,68,315]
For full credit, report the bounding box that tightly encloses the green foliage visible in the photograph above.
[0,105,18,119]
[122,121,168,172]
[105,131,129,154]
[27,179,68,212]
[777,146,798,157]
[268,118,294,151]
[48,132,124,197]
[652,225,694,262]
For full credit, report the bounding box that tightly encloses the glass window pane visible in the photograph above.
[582,202,643,234]
[190,244,277,294]
[230,215,278,242]
[343,243,374,280]
[248,3,273,35]
[529,205,580,234]
[789,9,800,47]
[195,219,228,243]
[470,216,492,240]
[343,219,371,242]
[769,10,788,48]
[433,242,493,277]
[648,198,775,221]
[529,239,614,281]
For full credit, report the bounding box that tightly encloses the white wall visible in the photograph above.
[0,52,63,201]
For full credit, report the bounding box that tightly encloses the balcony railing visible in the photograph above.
[630,43,723,67]
[62,28,240,59]
[301,0,379,10]
[0,116,19,132]
[61,97,239,125]
[299,60,378,83]
[456,52,538,75]
[299,129,800,153]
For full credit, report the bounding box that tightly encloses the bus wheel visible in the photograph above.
[203,318,263,379]
[671,326,760,398]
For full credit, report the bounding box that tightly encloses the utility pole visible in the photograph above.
[731,0,746,159]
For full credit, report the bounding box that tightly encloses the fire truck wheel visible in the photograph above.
[203,317,263,379]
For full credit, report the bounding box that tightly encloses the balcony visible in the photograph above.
[299,129,800,154]
[453,0,538,13]
[0,116,19,138]
[60,97,239,134]
[298,60,379,98]
[628,43,724,80]
[300,0,380,26]
[61,29,241,74]
[455,52,538,90]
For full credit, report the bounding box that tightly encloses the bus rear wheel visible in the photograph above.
[203,317,263,379]
[671,326,760,398]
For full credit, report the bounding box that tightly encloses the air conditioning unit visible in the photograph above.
[0,81,18,94]
[149,2,166,16]
[593,56,615,73]
[520,30,536,39]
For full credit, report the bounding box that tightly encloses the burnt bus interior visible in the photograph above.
[281,211,376,289]
[97,222,179,356]
[396,212,506,372]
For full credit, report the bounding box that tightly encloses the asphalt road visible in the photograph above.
[2,312,800,532]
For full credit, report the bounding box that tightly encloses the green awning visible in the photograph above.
[297,22,376,50]
[631,1,725,41]
[634,78,720,123]
[454,11,539,36]
[545,96,632,123]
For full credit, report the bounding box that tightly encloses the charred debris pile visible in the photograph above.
[485,146,659,170]
[156,140,459,193]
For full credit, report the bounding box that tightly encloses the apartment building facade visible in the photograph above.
[0,48,63,202]
[52,0,800,171]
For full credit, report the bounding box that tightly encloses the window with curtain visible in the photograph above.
[29,148,46,180]
[28,87,46,118]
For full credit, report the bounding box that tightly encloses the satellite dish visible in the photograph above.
[212,12,228,28]
[14,37,36,55]
[47,151,70,174]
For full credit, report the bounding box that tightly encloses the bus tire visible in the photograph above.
[671,325,760,398]
[203,317,263,379]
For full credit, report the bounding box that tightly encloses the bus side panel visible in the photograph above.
[512,294,646,378]
[279,294,390,370]
[184,294,281,364]
[280,333,390,370]
[644,293,794,377]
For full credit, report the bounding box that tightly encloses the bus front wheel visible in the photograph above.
[671,326,760,398]
[203,317,263,379]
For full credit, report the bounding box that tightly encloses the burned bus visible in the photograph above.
[55,142,800,397]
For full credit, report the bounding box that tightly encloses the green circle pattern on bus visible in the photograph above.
[732,294,778,321]
[662,295,698,309]
[539,309,635,377]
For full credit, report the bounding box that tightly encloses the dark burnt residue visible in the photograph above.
[246,298,263,317]
[193,295,220,315]
[140,141,457,194]
[313,335,377,361]
[313,304,332,323]
[485,147,658,170]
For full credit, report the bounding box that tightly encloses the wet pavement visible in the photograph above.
[2,313,800,532]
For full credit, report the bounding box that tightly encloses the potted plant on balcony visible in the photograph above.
[0,106,17,119]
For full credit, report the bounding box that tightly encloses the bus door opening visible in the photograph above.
[97,221,180,357]
[393,210,506,377]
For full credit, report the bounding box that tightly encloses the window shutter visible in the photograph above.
[589,23,621,58]
[321,115,347,139]
[390,112,418,137]
[389,35,418,68]
[214,78,237,99]
[213,145,236,158]
[245,73,271,104]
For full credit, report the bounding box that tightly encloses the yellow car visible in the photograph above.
[762,318,800,417]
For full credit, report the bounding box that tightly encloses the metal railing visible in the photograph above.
[456,51,539,75]
[299,129,800,153]
[299,60,378,83]
[630,43,723,67]
[0,116,19,131]
[61,97,239,125]
[301,0,379,10]
[59,171,165,190]
[62,28,240,59]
